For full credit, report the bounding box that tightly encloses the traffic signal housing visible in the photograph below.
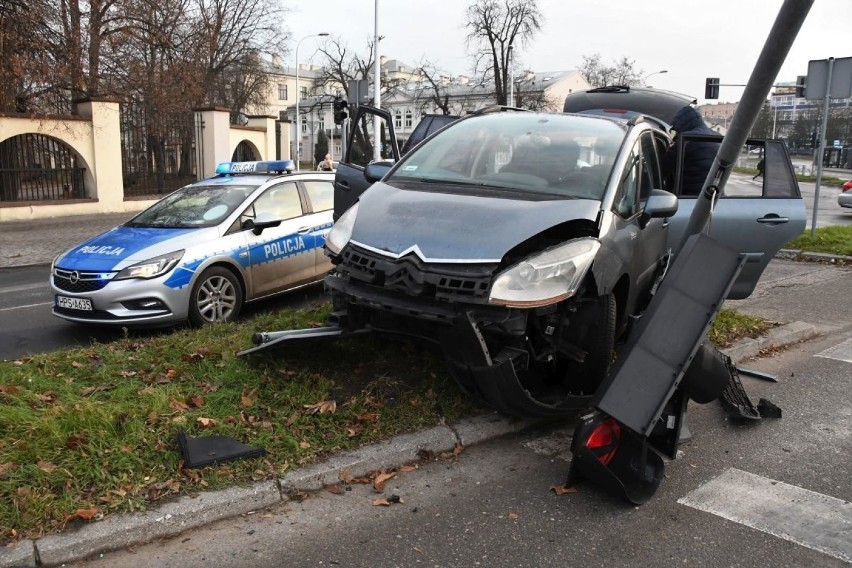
[795,75,806,98]
[705,78,719,99]
[333,98,348,125]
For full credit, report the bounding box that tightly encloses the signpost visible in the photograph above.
[802,57,852,236]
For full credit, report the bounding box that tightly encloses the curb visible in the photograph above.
[0,322,817,568]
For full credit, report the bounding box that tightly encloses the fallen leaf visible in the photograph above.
[169,398,189,412]
[196,417,216,428]
[186,394,205,409]
[508,512,519,520]
[373,471,397,492]
[71,361,84,368]
[76,507,102,521]
[65,434,86,449]
[299,440,310,449]
[303,400,337,414]
[550,484,578,496]
[240,396,255,408]
[339,468,354,484]
[372,494,403,506]
[81,386,98,397]
[37,391,58,403]
[324,484,345,495]
[0,462,18,479]
[399,465,417,473]
[0,385,20,395]
[37,461,57,473]
[356,413,379,424]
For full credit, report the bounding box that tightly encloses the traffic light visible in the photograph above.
[705,78,719,99]
[795,75,806,98]
[333,98,348,125]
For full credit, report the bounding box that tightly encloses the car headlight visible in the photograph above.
[489,238,600,308]
[325,202,359,255]
[114,250,184,281]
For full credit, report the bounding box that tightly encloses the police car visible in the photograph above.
[51,160,335,327]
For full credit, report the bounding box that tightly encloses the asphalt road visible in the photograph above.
[68,260,852,568]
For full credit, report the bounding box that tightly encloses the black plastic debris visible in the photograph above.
[757,398,783,418]
[176,430,265,469]
[720,362,762,420]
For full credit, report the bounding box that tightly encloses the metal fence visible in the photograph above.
[121,103,196,197]
[0,134,86,202]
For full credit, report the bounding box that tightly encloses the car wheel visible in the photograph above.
[584,293,617,380]
[565,293,617,393]
[188,266,243,326]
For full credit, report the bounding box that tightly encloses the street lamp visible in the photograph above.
[295,32,329,171]
[644,69,668,86]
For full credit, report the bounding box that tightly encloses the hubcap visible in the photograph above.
[196,276,237,322]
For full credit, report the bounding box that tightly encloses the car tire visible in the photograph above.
[585,293,617,378]
[188,266,243,326]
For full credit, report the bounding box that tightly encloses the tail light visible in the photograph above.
[568,412,665,504]
[585,418,621,465]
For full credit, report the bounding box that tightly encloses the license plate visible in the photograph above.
[56,296,93,311]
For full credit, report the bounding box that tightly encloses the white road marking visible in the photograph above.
[0,302,53,312]
[816,338,852,364]
[679,468,852,563]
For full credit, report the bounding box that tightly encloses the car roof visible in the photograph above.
[563,86,697,127]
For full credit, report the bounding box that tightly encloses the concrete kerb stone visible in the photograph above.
[0,320,819,568]
[32,481,282,567]
[279,425,459,494]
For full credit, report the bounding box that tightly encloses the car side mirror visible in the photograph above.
[364,160,394,183]
[243,212,282,235]
[640,189,678,229]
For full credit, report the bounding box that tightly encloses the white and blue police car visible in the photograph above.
[51,160,335,327]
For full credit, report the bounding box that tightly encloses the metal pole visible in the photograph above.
[810,57,834,237]
[677,0,815,252]
[373,0,381,162]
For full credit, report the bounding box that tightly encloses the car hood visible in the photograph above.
[351,182,601,262]
[55,226,217,272]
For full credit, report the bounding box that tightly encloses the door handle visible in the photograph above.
[756,214,789,225]
[297,226,312,234]
[336,180,350,191]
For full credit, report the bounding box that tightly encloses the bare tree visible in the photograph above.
[580,53,643,88]
[464,0,542,105]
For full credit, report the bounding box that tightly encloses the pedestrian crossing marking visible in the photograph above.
[679,468,852,563]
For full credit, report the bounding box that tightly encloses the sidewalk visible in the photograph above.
[0,212,135,269]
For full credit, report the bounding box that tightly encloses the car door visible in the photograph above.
[333,105,399,221]
[242,181,316,298]
[300,178,335,277]
[665,137,806,299]
[606,131,670,308]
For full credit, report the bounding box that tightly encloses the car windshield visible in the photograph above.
[125,184,256,228]
[388,112,626,200]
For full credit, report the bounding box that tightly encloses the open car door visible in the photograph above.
[665,136,806,299]
[333,105,399,221]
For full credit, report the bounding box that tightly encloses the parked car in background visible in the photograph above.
[840,179,852,208]
[51,161,335,327]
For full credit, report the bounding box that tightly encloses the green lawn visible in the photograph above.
[0,301,773,542]
[785,225,852,257]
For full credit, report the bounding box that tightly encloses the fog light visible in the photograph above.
[122,298,167,311]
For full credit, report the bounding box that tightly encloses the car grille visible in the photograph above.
[53,268,113,293]
[340,245,496,301]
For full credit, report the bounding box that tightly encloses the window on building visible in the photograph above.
[299,86,307,100]
[318,116,325,131]
[394,110,402,129]
[405,110,412,128]
[278,84,288,100]
[301,115,307,134]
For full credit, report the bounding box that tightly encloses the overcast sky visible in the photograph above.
[283,0,850,105]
